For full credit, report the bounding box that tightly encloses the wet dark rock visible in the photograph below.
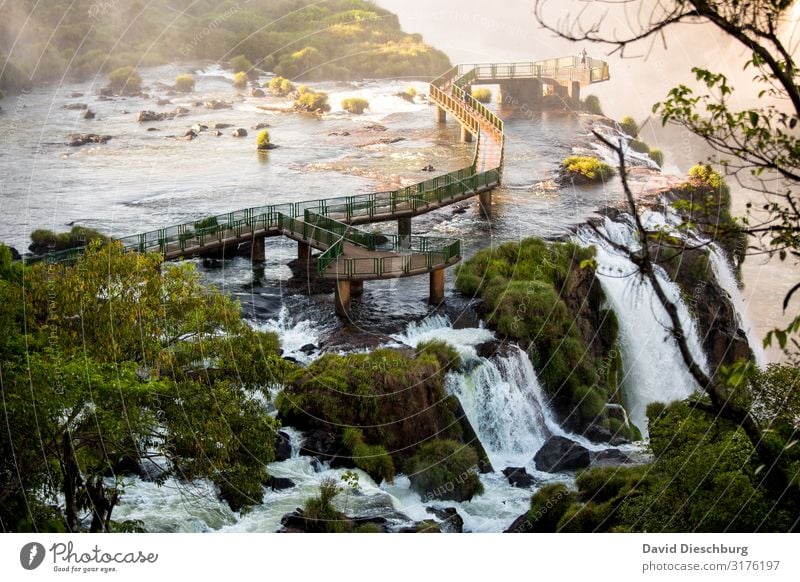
[420,164,436,172]
[299,344,317,354]
[62,103,88,110]
[590,448,632,467]
[202,257,223,269]
[300,429,348,467]
[357,136,405,148]
[329,130,350,136]
[285,257,335,294]
[252,122,271,130]
[137,110,173,122]
[7,247,21,261]
[215,123,234,129]
[190,123,208,133]
[283,356,301,365]
[533,435,591,473]
[398,520,441,533]
[582,421,629,446]
[83,109,95,119]
[156,98,172,106]
[204,99,232,110]
[363,122,387,132]
[426,506,464,533]
[146,127,160,132]
[70,92,84,98]
[266,476,295,491]
[231,128,248,137]
[251,88,266,97]
[210,130,223,137]
[182,130,197,141]
[274,430,293,462]
[174,106,190,116]
[67,133,112,147]
[475,340,516,360]
[503,466,536,488]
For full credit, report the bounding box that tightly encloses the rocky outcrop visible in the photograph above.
[67,133,112,146]
[425,506,464,533]
[533,436,591,473]
[204,99,232,110]
[231,128,248,137]
[62,103,88,110]
[299,429,348,467]
[274,430,292,462]
[265,476,295,491]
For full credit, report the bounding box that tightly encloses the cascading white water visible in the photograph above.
[253,306,321,364]
[577,215,709,434]
[707,245,767,367]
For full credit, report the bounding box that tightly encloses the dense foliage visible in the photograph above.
[561,156,614,183]
[0,0,451,91]
[341,97,369,114]
[471,87,492,103]
[0,242,293,531]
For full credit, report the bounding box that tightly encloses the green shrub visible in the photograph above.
[415,339,462,373]
[341,97,369,114]
[628,138,650,154]
[107,66,141,95]
[405,86,416,98]
[561,156,614,183]
[301,477,352,533]
[583,94,603,115]
[193,217,219,233]
[0,89,5,100]
[471,87,491,103]
[229,54,253,74]
[508,483,575,532]
[619,115,639,137]
[342,428,395,483]
[268,76,295,96]
[407,439,483,502]
[233,71,248,89]
[649,148,664,166]
[294,88,330,113]
[174,74,195,93]
[256,129,271,150]
[30,226,107,252]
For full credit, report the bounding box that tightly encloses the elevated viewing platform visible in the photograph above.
[29,57,610,316]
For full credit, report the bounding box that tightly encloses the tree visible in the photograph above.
[534,0,800,352]
[0,242,293,531]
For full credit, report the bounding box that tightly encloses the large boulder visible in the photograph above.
[299,429,348,467]
[67,133,112,147]
[266,476,295,491]
[274,430,292,462]
[426,506,464,533]
[502,466,536,488]
[533,435,591,473]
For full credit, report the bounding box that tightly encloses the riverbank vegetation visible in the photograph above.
[560,156,614,183]
[0,0,451,92]
[342,97,370,114]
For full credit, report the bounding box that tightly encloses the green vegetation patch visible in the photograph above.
[561,156,614,183]
[406,439,484,502]
[342,97,370,114]
[471,87,491,103]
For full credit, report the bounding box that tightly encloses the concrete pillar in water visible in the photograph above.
[436,106,446,123]
[429,269,445,304]
[298,241,311,261]
[351,280,364,298]
[554,84,568,102]
[499,79,541,110]
[398,217,412,249]
[460,125,473,143]
[570,81,581,107]
[251,236,265,263]
[335,279,351,317]
[479,190,492,216]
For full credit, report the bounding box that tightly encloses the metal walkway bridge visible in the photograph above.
[35,57,609,315]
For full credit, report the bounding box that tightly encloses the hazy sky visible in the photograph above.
[375,0,749,120]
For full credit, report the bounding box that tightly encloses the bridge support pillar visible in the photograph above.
[335,280,351,317]
[351,280,364,298]
[298,241,311,261]
[569,81,581,107]
[436,106,446,123]
[398,217,412,248]
[479,190,492,215]
[499,79,541,110]
[251,236,265,263]
[429,268,445,304]
[460,125,473,143]
[554,84,568,102]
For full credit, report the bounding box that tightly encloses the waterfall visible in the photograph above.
[253,306,320,364]
[576,216,709,434]
[707,245,767,367]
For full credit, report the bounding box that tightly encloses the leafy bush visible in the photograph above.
[415,339,462,373]
[342,428,395,483]
[107,66,141,95]
[649,148,664,166]
[233,71,248,89]
[507,484,575,532]
[256,129,271,150]
[341,97,369,114]
[29,226,107,253]
[301,477,352,532]
[628,138,650,154]
[471,87,491,103]
[583,94,603,115]
[561,156,614,183]
[193,217,219,233]
[407,439,483,502]
[294,87,330,112]
[275,46,323,79]
[174,74,195,93]
[619,115,639,137]
[268,76,295,96]
[229,54,253,74]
